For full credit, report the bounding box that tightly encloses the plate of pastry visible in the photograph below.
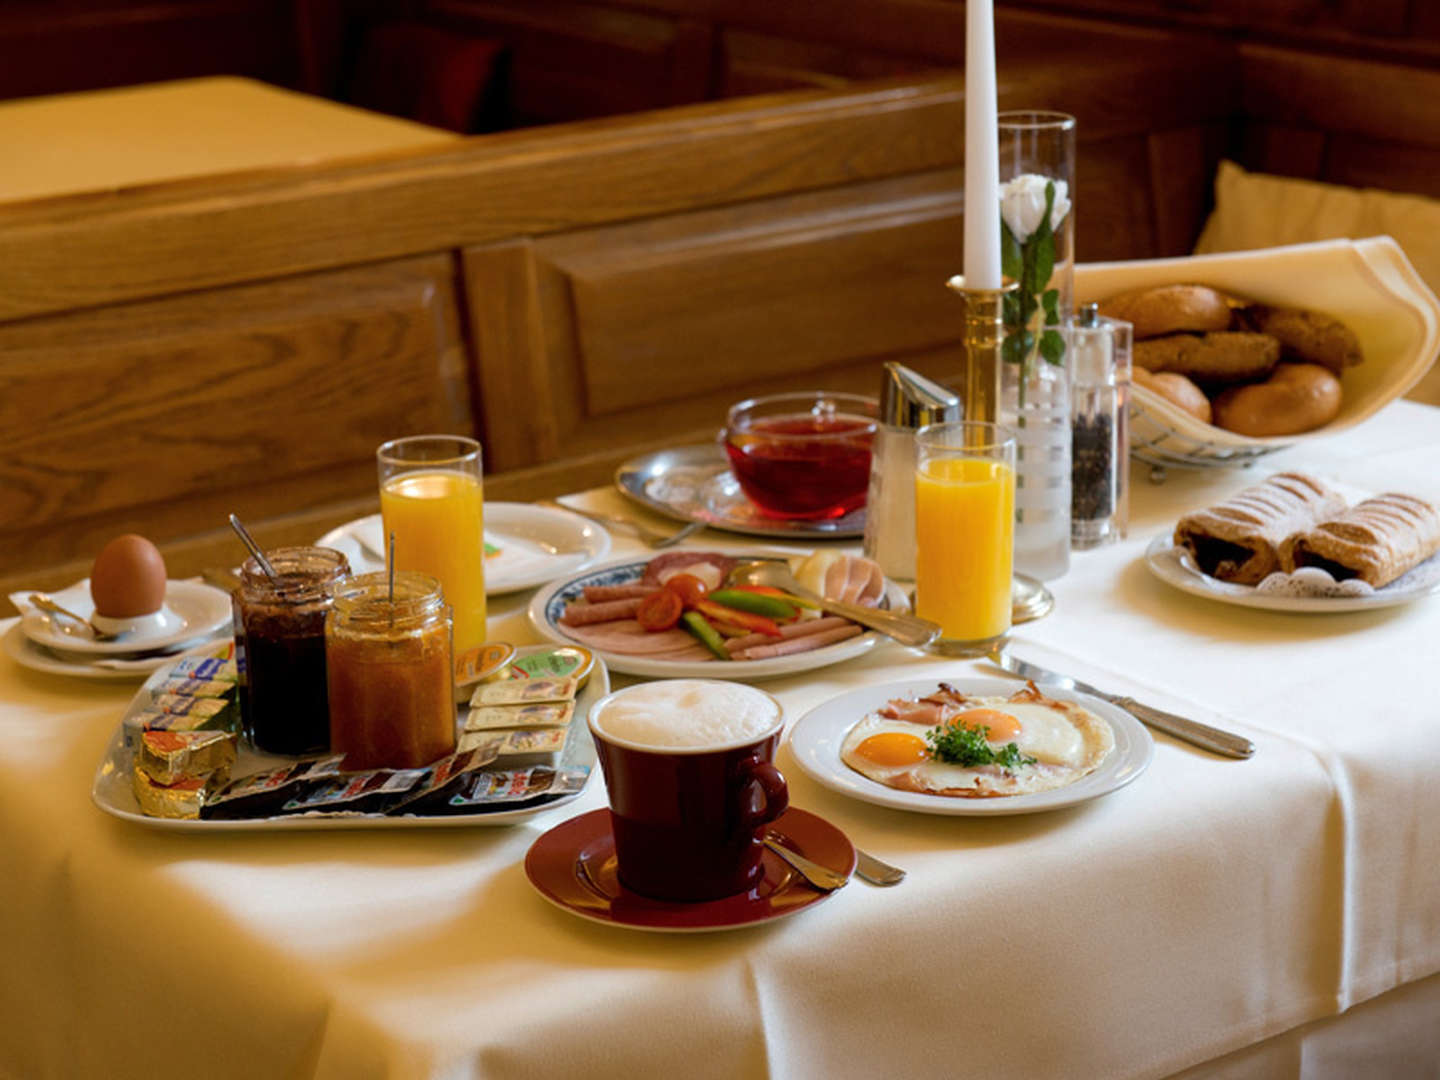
[1146,471,1440,611]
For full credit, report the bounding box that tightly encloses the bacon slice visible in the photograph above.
[877,699,954,726]
[730,624,862,660]
[559,597,646,626]
[723,615,853,655]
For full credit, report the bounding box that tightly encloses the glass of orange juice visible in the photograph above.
[377,435,486,657]
[913,421,1016,656]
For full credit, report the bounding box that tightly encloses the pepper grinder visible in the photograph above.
[1069,303,1132,549]
[863,363,963,584]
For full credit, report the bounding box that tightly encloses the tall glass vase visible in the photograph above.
[998,110,1076,581]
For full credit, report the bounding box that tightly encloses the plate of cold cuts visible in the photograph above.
[526,549,909,679]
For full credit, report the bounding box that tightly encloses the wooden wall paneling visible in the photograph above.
[461,239,564,472]
[0,1,303,100]
[0,255,470,580]
[425,0,690,124]
[0,77,970,325]
[1073,135,1159,263]
[522,170,967,456]
[1321,135,1440,200]
[1145,124,1228,255]
[1240,45,1440,152]
[716,29,931,98]
[1238,122,1328,180]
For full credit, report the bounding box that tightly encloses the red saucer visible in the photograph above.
[524,807,855,932]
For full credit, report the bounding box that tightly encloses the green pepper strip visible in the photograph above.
[706,589,799,621]
[682,611,731,660]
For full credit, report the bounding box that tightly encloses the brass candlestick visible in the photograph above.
[945,275,1018,427]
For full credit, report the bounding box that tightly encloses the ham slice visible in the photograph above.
[640,552,736,590]
[877,699,955,726]
[558,620,708,656]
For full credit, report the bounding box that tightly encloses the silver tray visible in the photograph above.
[615,444,865,540]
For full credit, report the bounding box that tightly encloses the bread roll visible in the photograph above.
[1132,368,1211,424]
[1211,363,1342,437]
[1281,493,1440,587]
[1173,472,1347,584]
[1098,284,1232,339]
[1239,305,1362,375]
[1134,331,1279,385]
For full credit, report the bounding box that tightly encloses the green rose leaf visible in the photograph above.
[1042,288,1060,325]
[1040,328,1066,365]
[1002,329,1034,365]
[1001,219,1024,280]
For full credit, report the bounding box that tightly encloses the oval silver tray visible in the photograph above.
[614,444,865,540]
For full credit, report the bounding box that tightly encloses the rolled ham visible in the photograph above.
[723,615,853,655]
[731,624,863,660]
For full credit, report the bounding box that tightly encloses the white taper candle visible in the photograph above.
[963,0,1001,289]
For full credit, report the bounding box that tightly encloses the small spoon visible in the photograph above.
[762,835,850,892]
[228,513,280,583]
[726,559,941,648]
[27,593,122,641]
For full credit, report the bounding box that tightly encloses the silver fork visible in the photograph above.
[537,500,704,549]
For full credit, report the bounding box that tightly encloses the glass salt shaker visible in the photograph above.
[862,362,962,584]
[1069,304,1132,549]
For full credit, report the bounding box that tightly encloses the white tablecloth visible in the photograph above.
[3,402,1440,1080]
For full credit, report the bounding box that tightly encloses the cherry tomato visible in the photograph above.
[663,573,709,608]
[636,589,684,631]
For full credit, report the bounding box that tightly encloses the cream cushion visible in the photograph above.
[1196,160,1440,404]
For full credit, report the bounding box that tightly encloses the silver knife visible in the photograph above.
[988,647,1255,759]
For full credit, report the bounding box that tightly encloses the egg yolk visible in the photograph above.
[950,708,1022,742]
[856,731,928,766]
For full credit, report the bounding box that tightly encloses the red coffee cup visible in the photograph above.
[588,680,788,902]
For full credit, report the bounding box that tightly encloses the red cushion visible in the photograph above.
[348,22,506,134]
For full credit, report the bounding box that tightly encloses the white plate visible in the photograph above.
[90,645,607,831]
[13,579,232,657]
[1144,533,1440,613]
[2,621,226,681]
[527,551,908,679]
[787,676,1153,816]
[317,503,611,596]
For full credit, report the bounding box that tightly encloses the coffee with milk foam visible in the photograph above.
[593,680,780,750]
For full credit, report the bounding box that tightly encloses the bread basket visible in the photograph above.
[1073,237,1440,471]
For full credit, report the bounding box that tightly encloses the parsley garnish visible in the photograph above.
[926,723,1037,771]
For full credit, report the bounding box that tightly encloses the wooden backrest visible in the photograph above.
[0,30,1235,592]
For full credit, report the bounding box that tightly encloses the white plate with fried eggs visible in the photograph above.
[787,677,1153,816]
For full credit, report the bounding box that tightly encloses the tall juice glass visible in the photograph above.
[377,435,486,657]
[913,421,1016,656]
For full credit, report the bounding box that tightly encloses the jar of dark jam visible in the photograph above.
[233,546,350,755]
[326,571,455,771]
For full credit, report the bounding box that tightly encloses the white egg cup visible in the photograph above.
[90,604,183,641]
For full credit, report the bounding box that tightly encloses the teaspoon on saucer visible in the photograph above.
[27,593,122,641]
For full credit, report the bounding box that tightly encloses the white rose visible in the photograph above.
[1000,174,1071,244]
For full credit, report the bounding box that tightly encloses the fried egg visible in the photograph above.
[839,683,1114,798]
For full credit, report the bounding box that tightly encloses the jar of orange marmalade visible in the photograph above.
[325,571,456,771]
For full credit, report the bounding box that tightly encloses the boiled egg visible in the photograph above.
[90,534,168,617]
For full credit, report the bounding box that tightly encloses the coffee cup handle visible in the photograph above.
[736,756,788,829]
